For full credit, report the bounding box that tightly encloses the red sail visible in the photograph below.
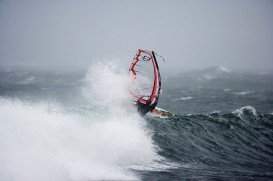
[129,49,161,105]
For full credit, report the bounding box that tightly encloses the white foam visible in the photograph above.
[233,91,254,95]
[0,98,162,180]
[217,66,231,73]
[203,74,216,81]
[210,110,220,114]
[233,106,257,119]
[175,96,193,101]
[130,160,180,171]
[17,76,37,85]
[0,62,163,181]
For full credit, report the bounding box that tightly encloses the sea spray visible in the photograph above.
[1,65,273,180]
[82,62,132,109]
[0,62,161,181]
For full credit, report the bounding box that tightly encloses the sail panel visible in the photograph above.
[129,49,161,105]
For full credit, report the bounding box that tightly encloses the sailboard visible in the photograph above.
[129,49,161,106]
[148,107,174,118]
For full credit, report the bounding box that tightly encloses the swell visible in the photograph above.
[147,107,273,178]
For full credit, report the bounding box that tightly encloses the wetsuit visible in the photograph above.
[136,99,157,116]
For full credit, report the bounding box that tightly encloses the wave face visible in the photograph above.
[144,107,273,179]
[0,65,273,180]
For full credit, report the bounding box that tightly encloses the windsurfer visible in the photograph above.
[136,97,157,116]
[129,49,162,116]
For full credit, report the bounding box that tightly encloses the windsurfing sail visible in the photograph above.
[129,49,161,106]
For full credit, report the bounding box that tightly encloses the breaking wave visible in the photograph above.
[1,63,273,180]
[0,62,165,181]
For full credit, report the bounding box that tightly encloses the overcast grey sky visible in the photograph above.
[0,0,273,72]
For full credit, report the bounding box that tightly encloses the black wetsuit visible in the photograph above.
[136,99,157,116]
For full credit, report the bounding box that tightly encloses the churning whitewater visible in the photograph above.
[0,63,273,180]
[0,63,168,181]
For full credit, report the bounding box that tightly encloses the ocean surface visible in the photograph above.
[0,65,272,180]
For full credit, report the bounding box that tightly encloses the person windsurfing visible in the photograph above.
[129,49,174,117]
[136,97,157,116]
[129,49,161,116]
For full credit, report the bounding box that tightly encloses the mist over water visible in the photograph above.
[83,62,131,108]
[0,64,171,181]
